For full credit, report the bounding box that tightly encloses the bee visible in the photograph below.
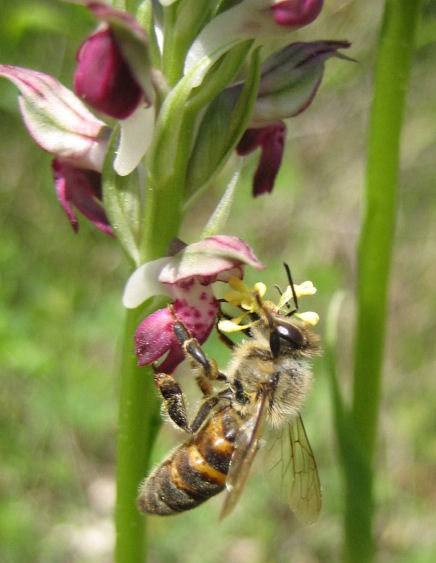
[138,265,322,523]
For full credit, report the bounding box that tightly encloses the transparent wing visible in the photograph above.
[288,414,322,524]
[219,391,269,520]
[265,414,321,525]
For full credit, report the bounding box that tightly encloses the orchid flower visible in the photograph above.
[0,64,113,235]
[74,3,156,176]
[185,0,324,72]
[123,236,264,372]
[237,40,351,195]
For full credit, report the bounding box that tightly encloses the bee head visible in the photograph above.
[260,306,305,358]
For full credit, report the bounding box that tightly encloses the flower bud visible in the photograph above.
[74,3,155,121]
[271,0,323,27]
[74,27,143,120]
[251,40,351,124]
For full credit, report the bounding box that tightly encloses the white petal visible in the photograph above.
[114,104,154,176]
[0,65,107,168]
[184,1,279,73]
[123,257,171,308]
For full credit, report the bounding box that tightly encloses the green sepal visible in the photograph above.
[200,165,241,238]
[136,0,161,69]
[147,39,253,189]
[185,46,261,197]
[102,127,144,266]
[171,0,216,59]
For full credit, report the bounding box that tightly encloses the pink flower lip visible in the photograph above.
[135,285,218,373]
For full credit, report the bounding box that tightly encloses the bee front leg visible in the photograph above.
[170,306,225,395]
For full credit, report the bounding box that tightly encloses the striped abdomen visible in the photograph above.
[138,406,240,515]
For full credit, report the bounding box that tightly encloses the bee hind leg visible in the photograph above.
[154,371,191,432]
[154,371,229,434]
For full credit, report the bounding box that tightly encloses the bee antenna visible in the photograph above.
[283,262,299,316]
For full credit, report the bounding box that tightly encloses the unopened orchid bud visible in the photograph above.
[74,3,154,120]
[272,0,323,27]
[237,123,286,196]
[251,40,351,125]
[74,27,143,120]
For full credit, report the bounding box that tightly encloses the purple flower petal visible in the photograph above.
[52,158,113,235]
[237,123,286,196]
[158,235,265,284]
[74,27,143,119]
[91,9,155,108]
[272,0,323,27]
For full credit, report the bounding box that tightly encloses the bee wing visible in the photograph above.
[219,390,269,520]
[265,414,321,525]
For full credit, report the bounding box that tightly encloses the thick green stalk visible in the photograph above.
[115,172,183,562]
[115,308,160,563]
[346,1,422,561]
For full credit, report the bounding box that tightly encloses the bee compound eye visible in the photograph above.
[276,322,305,347]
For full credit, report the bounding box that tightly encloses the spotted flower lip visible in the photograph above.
[123,236,264,373]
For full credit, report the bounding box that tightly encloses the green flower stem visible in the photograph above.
[115,129,184,562]
[115,307,160,563]
[345,1,422,561]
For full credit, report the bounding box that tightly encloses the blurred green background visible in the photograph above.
[1,1,435,561]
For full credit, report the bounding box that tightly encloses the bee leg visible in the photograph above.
[154,371,191,432]
[155,372,229,434]
[169,306,220,396]
[215,305,236,350]
[216,324,236,351]
[190,393,230,433]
